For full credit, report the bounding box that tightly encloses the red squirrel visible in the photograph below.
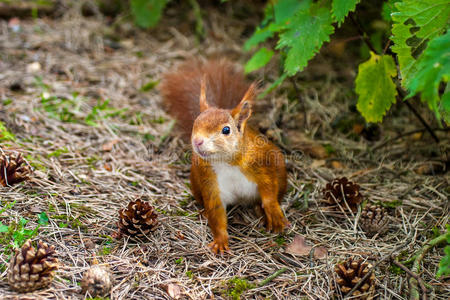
[160,59,288,254]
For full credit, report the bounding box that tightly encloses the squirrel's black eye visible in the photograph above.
[222,126,231,135]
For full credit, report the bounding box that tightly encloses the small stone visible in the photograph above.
[26,62,41,73]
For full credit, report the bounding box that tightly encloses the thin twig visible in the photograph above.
[397,88,440,143]
[350,14,378,54]
[274,253,304,268]
[390,258,427,300]
[188,0,205,41]
[289,77,307,127]
[409,233,448,300]
[258,267,288,287]
[369,127,448,152]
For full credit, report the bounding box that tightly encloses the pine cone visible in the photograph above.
[323,177,362,212]
[118,199,158,239]
[360,204,389,237]
[0,153,32,187]
[8,239,59,292]
[81,264,113,297]
[334,258,375,299]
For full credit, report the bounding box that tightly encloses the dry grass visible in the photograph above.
[0,3,449,300]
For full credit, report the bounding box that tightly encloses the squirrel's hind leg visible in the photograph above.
[258,183,289,233]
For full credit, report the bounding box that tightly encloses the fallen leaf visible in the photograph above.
[102,139,120,151]
[313,246,328,260]
[30,205,42,213]
[176,231,185,240]
[330,160,344,169]
[311,159,325,168]
[414,161,447,175]
[411,132,423,141]
[352,123,364,135]
[287,131,329,159]
[111,231,123,239]
[305,144,328,159]
[167,283,181,299]
[285,235,312,256]
[83,238,96,250]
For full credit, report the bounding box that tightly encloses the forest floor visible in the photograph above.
[0,2,449,300]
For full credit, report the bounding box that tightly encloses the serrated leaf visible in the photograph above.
[437,245,450,278]
[244,0,310,51]
[407,31,450,123]
[332,0,360,24]
[276,3,334,76]
[391,0,450,88]
[130,0,168,29]
[245,47,274,74]
[381,0,400,22]
[274,0,311,24]
[355,53,398,123]
[442,90,450,123]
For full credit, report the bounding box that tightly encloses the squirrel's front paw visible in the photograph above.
[265,210,289,233]
[208,236,230,254]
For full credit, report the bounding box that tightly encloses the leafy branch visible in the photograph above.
[351,13,441,143]
[244,0,449,128]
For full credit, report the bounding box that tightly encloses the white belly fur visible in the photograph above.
[212,163,259,208]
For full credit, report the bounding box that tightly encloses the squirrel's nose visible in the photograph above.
[193,138,204,147]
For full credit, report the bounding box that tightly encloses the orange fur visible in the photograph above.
[160,59,250,139]
[161,59,288,254]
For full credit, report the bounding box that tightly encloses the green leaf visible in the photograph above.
[391,0,450,88]
[332,0,360,24]
[274,0,310,24]
[0,121,16,142]
[355,52,398,123]
[244,22,288,52]
[276,3,334,76]
[140,80,159,92]
[244,0,310,51]
[0,200,16,214]
[38,212,49,225]
[19,218,28,228]
[381,0,400,22]
[130,0,168,29]
[437,245,450,277]
[245,47,274,74]
[442,89,450,123]
[244,27,275,51]
[437,227,450,278]
[407,31,450,123]
[0,222,9,233]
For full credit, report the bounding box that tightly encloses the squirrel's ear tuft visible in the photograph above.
[231,83,256,131]
[241,82,257,103]
[199,76,209,112]
[231,100,252,132]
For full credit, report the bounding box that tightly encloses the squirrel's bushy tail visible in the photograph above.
[160,59,250,139]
